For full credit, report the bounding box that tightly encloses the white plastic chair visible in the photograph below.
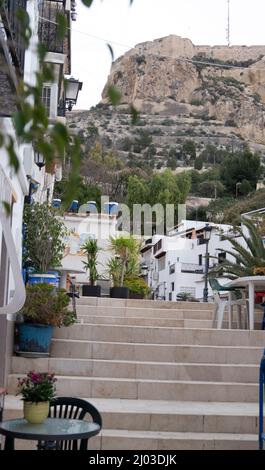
[212,290,248,329]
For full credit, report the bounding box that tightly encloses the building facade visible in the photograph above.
[141,221,241,301]
[0,0,78,387]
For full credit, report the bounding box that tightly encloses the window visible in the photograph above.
[218,252,226,264]
[171,282,175,291]
[41,86,51,116]
[169,292,172,301]
[158,257,165,271]
[169,263,175,275]
[198,254,202,266]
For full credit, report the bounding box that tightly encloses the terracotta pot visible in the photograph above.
[23,401,49,424]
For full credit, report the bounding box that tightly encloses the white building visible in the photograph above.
[0,0,79,387]
[59,212,123,286]
[141,220,241,301]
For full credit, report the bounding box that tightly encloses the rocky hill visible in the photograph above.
[67,35,265,170]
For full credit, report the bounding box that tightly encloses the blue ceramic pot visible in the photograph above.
[17,323,54,353]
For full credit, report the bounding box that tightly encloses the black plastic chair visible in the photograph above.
[38,397,102,451]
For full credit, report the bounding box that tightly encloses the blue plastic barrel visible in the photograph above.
[103,202,119,215]
[87,201,97,213]
[69,200,78,212]
[28,274,58,287]
[52,198,61,209]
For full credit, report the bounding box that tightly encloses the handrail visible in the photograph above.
[259,349,265,450]
[0,209,26,315]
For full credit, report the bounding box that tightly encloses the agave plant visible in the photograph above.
[210,217,265,279]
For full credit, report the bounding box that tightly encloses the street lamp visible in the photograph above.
[65,77,83,111]
[203,223,212,303]
[34,152,45,170]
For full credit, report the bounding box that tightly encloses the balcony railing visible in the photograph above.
[38,0,67,54]
[1,0,27,75]
[181,263,204,274]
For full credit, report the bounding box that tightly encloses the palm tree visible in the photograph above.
[82,239,100,286]
[210,218,265,279]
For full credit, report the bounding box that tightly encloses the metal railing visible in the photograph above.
[38,0,66,54]
[1,0,27,74]
[259,349,265,450]
[181,263,204,274]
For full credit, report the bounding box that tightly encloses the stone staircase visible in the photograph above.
[5,297,265,450]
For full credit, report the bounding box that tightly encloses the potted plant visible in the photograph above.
[16,283,75,355]
[81,239,101,297]
[108,236,141,298]
[124,276,150,299]
[23,203,68,285]
[17,371,57,424]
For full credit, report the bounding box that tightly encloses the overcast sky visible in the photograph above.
[71,0,265,110]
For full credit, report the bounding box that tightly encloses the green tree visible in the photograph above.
[54,177,101,208]
[181,140,196,161]
[198,180,225,198]
[126,175,148,210]
[220,149,260,195]
[23,203,68,273]
[194,158,203,170]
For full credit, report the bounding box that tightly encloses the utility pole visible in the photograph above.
[226,0,231,47]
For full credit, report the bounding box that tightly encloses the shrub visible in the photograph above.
[124,277,150,297]
[20,283,74,327]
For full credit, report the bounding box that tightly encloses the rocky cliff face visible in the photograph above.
[102,35,265,145]
[68,36,265,172]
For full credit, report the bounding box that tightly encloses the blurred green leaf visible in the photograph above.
[7,137,19,172]
[56,12,67,40]
[16,8,31,47]
[81,0,94,6]
[107,85,122,106]
[13,111,27,136]
[2,202,11,216]
[37,43,47,63]
[107,43,114,62]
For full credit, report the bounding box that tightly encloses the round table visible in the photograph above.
[0,418,101,450]
[52,267,86,289]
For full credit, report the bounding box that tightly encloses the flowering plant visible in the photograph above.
[17,371,57,402]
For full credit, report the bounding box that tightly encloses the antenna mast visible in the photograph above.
[226,0,230,46]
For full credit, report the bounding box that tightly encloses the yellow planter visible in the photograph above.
[23,401,49,424]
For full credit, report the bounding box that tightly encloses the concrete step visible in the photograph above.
[8,374,259,402]
[11,356,260,383]
[77,314,263,330]
[51,339,264,364]
[76,305,264,322]
[3,396,261,435]
[53,323,265,347]
[77,315,214,329]
[76,305,215,320]
[77,297,214,311]
[98,429,258,450]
